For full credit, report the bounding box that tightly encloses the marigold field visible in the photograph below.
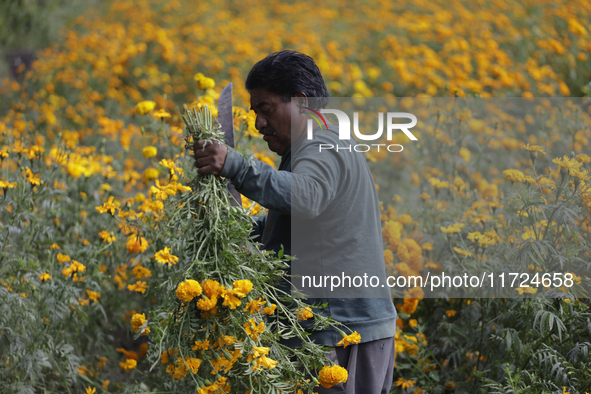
[1,0,591,393]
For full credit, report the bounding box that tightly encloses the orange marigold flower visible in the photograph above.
[337,331,361,348]
[244,318,265,340]
[127,234,148,254]
[119,358,137,371]
[154,247,179,266]
[318,365,348,388]
[395,378,416,389]
[262,304,277,315]
[232,279,253,298]
[86,289,101,303]
[98,231,116,243]
[136,100,156,115]
[196,296,218,311]
[128,281,148,294]
[96,196,119,215]
[296,306,313,321]
[176,279,202,302]
[202,279,224,298]
[131,313,150,335]
[503,169,525,183]
[56,252,71,263]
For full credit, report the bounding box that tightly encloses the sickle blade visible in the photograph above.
[217,83,241,206]
[218,83,234,147]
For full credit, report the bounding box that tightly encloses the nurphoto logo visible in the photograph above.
[305,108,418,152]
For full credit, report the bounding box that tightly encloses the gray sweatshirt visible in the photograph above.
[220,124,397,346]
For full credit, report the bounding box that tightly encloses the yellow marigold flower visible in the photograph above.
[318,365,348,388]
[194,73,215,90]
[159,159,183,178]
[409,319,418,328]
[142,167,159,182]
[503,169,525,183]
[0,180,17,189]
[62,260,86,277]
[255,355,278,370]
[128,281,148,294]
[523,144,545,154]
[337,331,361,348]
[127,234,148,254]
[445,310,457,317]
[248,346,270,360]
[184,357,202,374]
[39,272,51,281]
[395,378,416,389]
[176,279,202,302]
[459,147,471,163]
[202,279,224,298]
[98,231,116,243]
[244,318,265,340]
[131,313,150,335]
[575,154,591,164]
[96,196,119,216]
[382,220,403,248]
[142,146,158,158]
[196,296,218,311]
[25,168,41,186]
[220,335,236,346]
[132,265,152,279]
[397,214,412,226]
[553,155,582,171]
[154,247,179,266]
[428,177,449,189]
[192,339,210,351]
[119,358,137,371]
[50,243,60,249]
[57,252,71,263]
[516,286,537,295]
[173,182,191,193]
[440,223,464,234]
[86,289,101,303]
[136,100,156,115]
[150,180,176,200]
[134,193,146,203]
[453,247,473,257]
[152,109,171,118]
[221,289,241,309]
[244,298,265,314]
[85,387,96,394]
[160,351,170,364]
[232,279,253,298]
[296,306,313,321]
[262,304,277,315]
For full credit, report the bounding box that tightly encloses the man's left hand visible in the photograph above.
[193,139,228,175]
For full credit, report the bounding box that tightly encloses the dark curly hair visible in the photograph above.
[245,50,330,109]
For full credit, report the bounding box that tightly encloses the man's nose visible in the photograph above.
[255,115,267,130]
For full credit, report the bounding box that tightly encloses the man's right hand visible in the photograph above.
[193,139,228,175]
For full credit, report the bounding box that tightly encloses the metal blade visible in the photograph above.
[217,83,241,206]
[218,83,234,147]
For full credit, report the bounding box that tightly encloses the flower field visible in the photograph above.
[1,0,591,393]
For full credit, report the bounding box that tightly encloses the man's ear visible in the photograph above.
[294,92,308,113]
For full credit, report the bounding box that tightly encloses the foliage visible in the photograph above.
[0,0,591,393]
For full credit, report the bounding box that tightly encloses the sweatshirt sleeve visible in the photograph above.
[220,148,292,215]
[220,133,345,219]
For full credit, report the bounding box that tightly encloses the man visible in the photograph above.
[194,50,397,394]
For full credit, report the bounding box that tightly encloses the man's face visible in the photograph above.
[249,87,305,156]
